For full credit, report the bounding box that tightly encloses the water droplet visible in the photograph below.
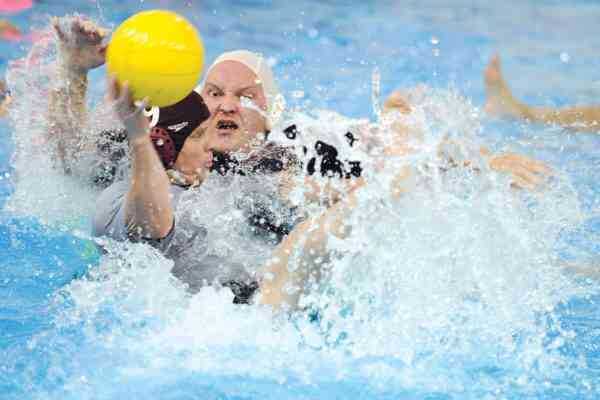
[308,28,318,39]
[560,52,570,63]
[291,90,305,99]
[430,36,440,45]
[432,48,440,57]
[372,67,381,120]
[263,272,275,281]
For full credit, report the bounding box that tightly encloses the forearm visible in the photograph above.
[526,105,600,131]
[259,218,325,309]
[47,13,109,170]
[259,196,355,309]
[0,97,9,117]
[501,89,600,131]
[125,136,174,239]
[47,65,89,170]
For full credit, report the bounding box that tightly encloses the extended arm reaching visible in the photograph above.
[108,78,174,239]
[47,16,108,173]
[484,54,600,132]
[259,187,358,309]
[384,87,552,190]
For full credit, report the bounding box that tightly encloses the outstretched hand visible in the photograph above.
[378,89,425,157]
[52,15,108,73]
[488,152,552,190]
[108,75,149,141]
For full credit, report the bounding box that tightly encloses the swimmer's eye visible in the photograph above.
[206,89,223,98]
[240,95,255,104]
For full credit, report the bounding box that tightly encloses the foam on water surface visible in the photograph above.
[4,82,598,398]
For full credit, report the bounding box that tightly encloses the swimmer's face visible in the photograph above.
[201,61,268,153]
[175,130,214,183]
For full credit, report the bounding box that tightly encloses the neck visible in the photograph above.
[166,168,201,188]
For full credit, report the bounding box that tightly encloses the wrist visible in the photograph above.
[129,133,152,148]
[57,57,89,82]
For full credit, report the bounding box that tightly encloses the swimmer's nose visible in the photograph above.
[218,93,240,114]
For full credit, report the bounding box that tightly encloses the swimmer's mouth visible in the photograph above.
[216,120,239,130]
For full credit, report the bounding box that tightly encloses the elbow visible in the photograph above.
[126,214,174,241]
[155,219,174,239]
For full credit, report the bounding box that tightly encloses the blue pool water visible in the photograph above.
[1,1,599,399]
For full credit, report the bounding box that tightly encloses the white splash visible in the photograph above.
[3,22,124,229]
[19,87,591,399]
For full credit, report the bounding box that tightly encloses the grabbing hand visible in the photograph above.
[383,90,413,115]
[108,75,149,141]
[488,152,552,190]
[52,15,108,73]
[367,89,423,158]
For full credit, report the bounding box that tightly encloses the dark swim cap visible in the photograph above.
[149,91,210,168]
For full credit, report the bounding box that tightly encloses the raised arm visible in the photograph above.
[485,55,600,132]
[0,79,10,117]
[259,187,358,309]
[48,16,107,173]
[108,78,174,239]
[384,88,552,190]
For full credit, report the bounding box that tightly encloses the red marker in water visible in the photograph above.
[0,20,21,41]
[0,0,33,14]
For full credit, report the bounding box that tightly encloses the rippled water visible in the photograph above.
[1,1,599,399]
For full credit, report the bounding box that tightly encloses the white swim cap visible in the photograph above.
[200,50,285,130]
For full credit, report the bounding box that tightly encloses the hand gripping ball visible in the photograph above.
[106,10,204,107]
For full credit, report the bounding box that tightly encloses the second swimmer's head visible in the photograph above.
[199,50,285,153]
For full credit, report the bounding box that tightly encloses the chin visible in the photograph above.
[212,141,238,153]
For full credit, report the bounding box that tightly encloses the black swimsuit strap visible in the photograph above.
[222,280,260,304]
[211,144,298,176]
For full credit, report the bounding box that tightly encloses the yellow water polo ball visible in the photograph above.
[106,10,204,107]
